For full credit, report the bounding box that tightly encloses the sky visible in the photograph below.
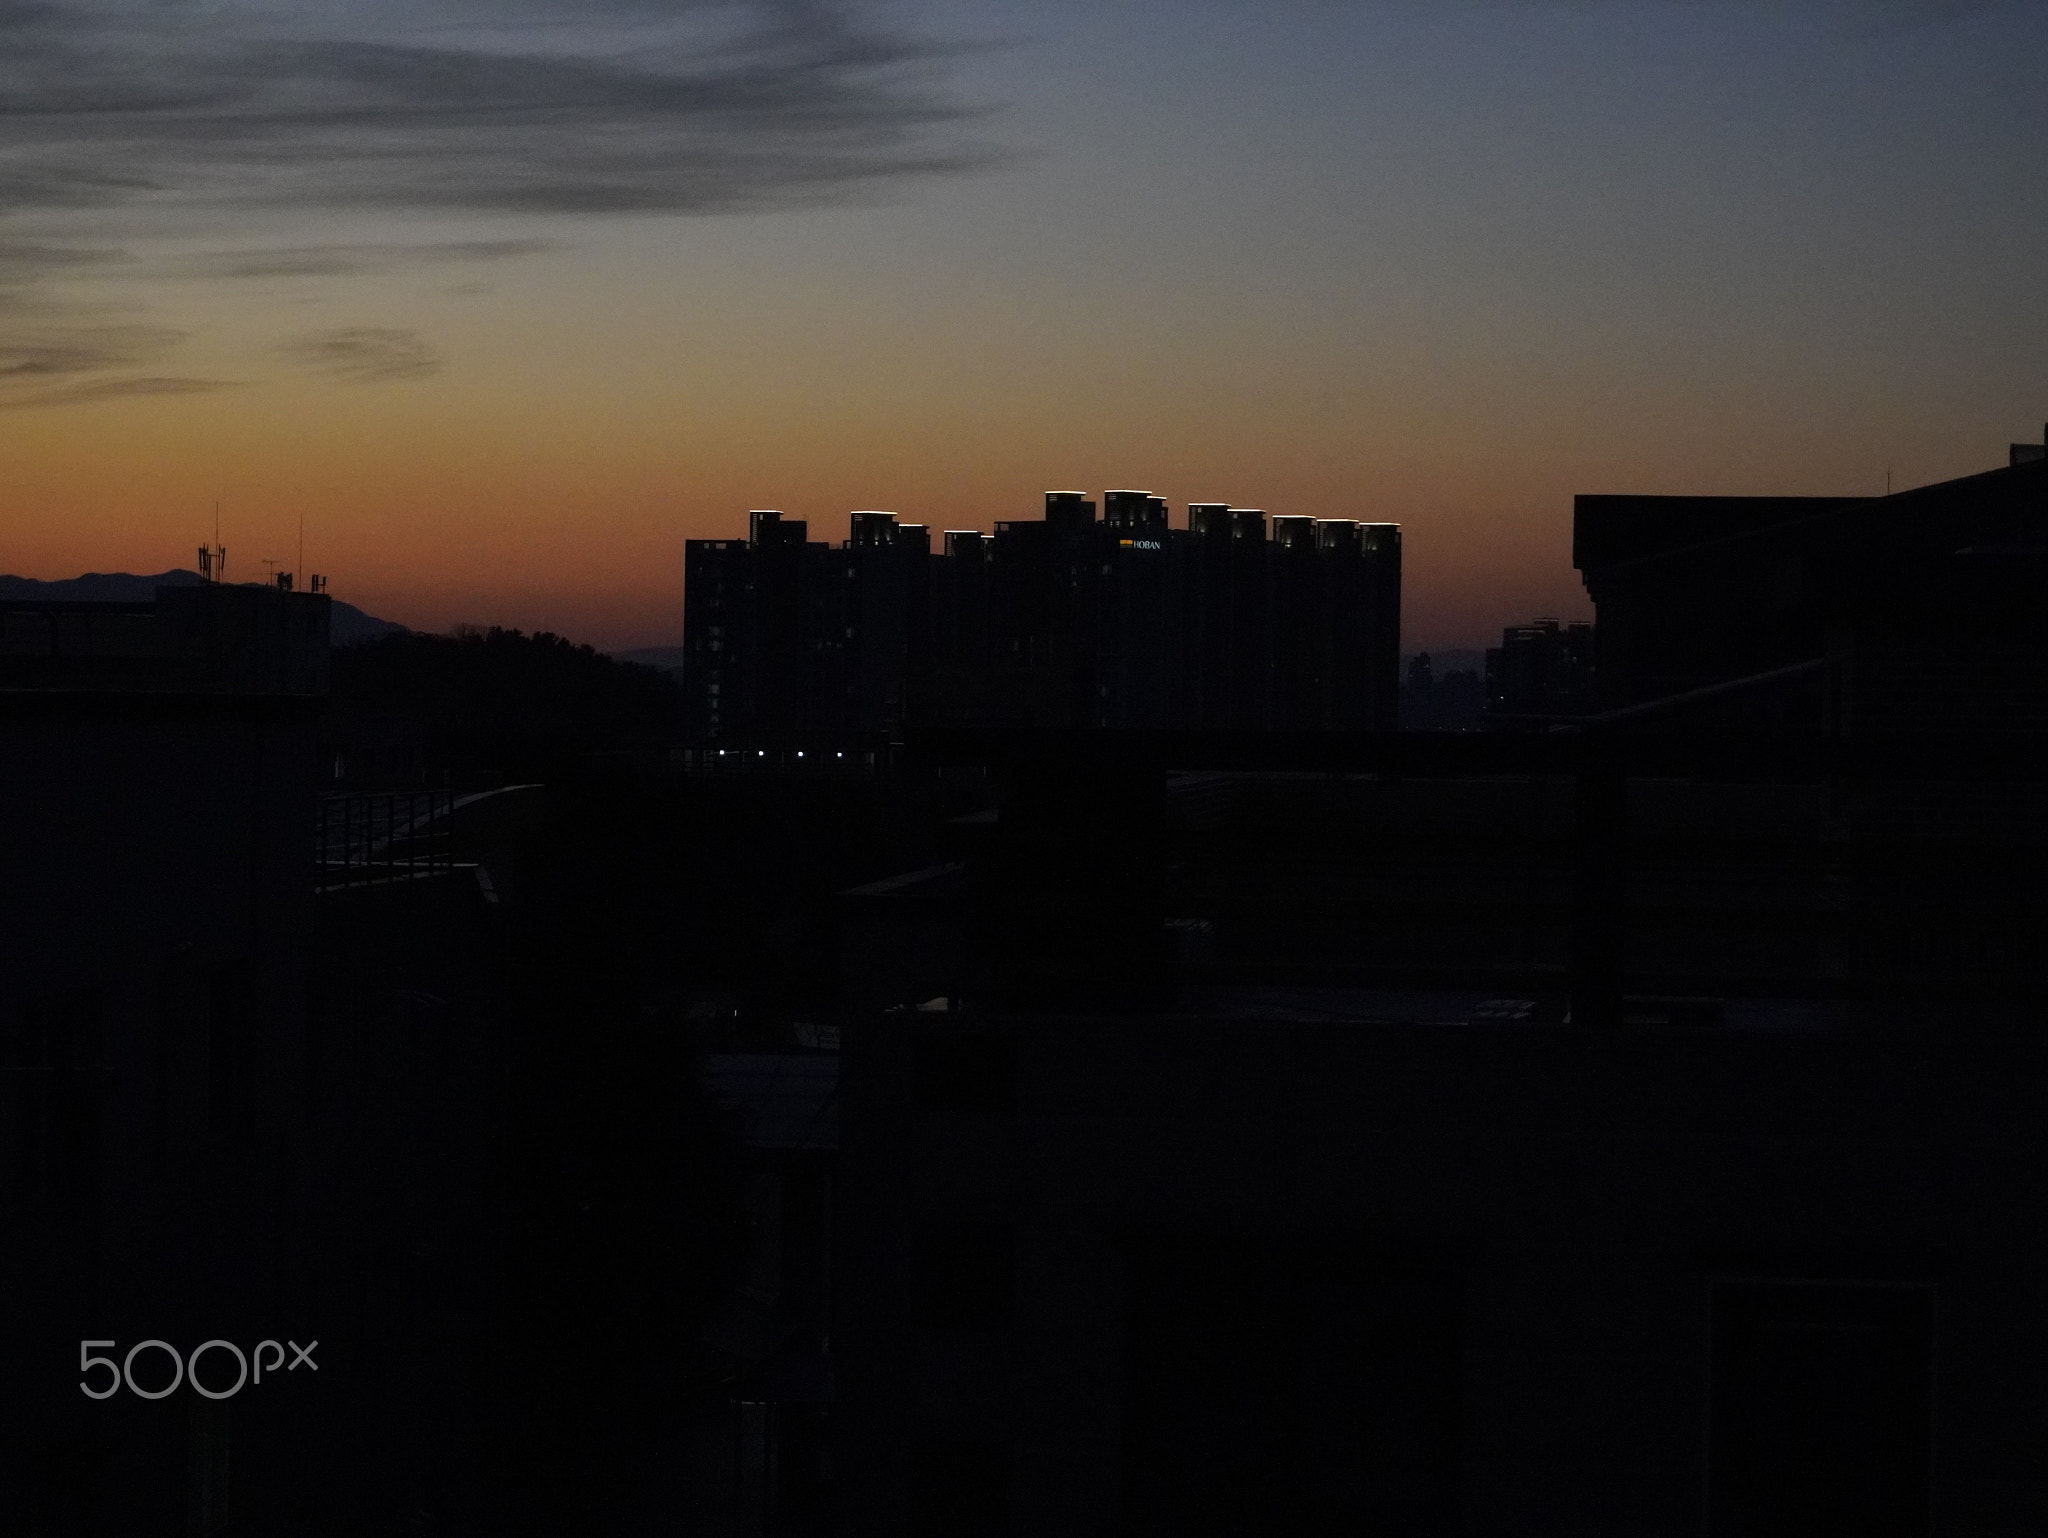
[2,0,2044,652]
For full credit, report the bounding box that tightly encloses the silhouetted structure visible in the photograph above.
[0,577,330,694]
[1399,650,1484,729]
[0,568,404,647]
[1482,617,1595,727]
[1576,425,2048,735]
[20,425,2048,1536]
[825,426,2048,1538]
[1,579,335,1533]
[2,572,775,1535]
[682,493,1400,743]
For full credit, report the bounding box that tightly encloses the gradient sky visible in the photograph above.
[3,0,2044,651]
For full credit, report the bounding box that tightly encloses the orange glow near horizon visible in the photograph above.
[4,364,2024,655]
[5,6,2042,654]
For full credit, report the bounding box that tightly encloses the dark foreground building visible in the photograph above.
[821,429,2048,1536]
[1576,429,2048,736]
[682,494,1401,743]
[0,581,524,1534]
[0,579,335,1532]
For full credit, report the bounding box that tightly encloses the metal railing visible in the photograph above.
[316,789,456,889]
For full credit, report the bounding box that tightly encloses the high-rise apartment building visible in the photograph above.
[682,491,1401,742]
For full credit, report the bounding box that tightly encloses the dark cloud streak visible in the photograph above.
[281,327,443,382]
[167,240,550,280]
[0,1,994,219]
[0,374,240,409]
[0,2,993,407]
[0,242,129,279]
[0,322,182,377]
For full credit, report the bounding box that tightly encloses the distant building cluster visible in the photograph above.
[1399,651,1484,730]
[1483,617,1596,726]
[682,492,1401,742]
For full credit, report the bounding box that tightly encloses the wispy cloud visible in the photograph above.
[0,319,180,390]
[164,239,552,281]
[0,241,131,281]
[0,317,242,408]
[0,1,991,220]
[0,1,991,407]
[0,374,240,410]
[281,326,442,382]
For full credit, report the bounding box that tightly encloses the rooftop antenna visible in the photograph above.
[298,510,305,587]
[1885,466,1893,496]
[198,499,227,584]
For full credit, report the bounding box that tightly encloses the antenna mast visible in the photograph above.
[198,499,227,584]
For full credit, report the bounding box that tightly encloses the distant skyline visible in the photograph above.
[4,0,2044,652]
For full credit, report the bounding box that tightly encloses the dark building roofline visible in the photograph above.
[1574,454,2047,578]
[1572,496,1869,576]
